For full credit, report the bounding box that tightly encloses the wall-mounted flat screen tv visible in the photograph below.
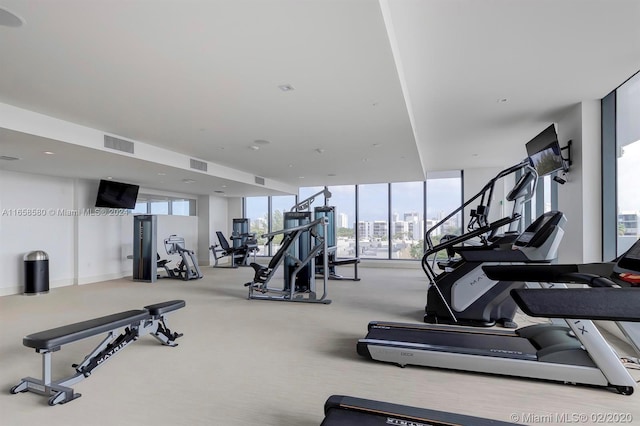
[525,124,565,177]
[95,179,139,209]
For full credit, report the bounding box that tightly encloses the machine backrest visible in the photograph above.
[267,230,299,270]
[216,231,232,251]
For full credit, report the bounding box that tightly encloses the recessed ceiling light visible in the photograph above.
[472,153,479,157]
[278,84,295,92]
[315,148,325,154]
[249,145,260,151]
[372,143,382,148]
[106,176,113,180]
[497,98,508,103]
[327,173,336,177]
[288,164,293,168]
[0,7,25,27]
[43,151,55,155]
[221,185,227,188]
[254,139,270,145]
[298,176,305,179]
[361,157,370,162]
[157,172,166,176]
[214,190,225,194]
[182,179,196,184]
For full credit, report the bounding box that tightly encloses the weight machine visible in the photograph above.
[244,215,331,304]
[158,235,203,280]
[210,218,259,268]
[291,187,360,281]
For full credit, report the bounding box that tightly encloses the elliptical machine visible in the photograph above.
[423,161,566,327]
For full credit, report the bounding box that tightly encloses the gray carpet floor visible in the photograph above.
[1,264,638,425]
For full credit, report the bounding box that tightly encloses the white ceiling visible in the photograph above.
[1,0,640,198]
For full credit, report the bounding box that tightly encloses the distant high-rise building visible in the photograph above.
[393,221,408,237]
[339,213,348,228]
[357,221,373,239]
[404,212,420,222]
[619,212,639,236]
[373,220,388,237]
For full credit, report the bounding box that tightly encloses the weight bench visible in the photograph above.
[326,255,360,281]
[10,300,185,406]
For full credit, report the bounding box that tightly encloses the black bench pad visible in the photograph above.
[23,310,150,351]
[144,300,186,316]
[330,258,359,266]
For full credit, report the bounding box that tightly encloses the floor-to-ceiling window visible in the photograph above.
[327,185,356,257]
[245,196,269,252]
[603,70,640,258]
[616,72,640,255]
[425,171,463,247]
[391,181,424,259]
[244,174,463,261]
[358,183,389,259]
[270,195,296,255]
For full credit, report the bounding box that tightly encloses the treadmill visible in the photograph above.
[321,395,520,425]
[357,239,640,395]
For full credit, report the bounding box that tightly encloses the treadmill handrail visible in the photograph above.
[424,215,519,258]
[483,264,618,287]
[425,160,534,251]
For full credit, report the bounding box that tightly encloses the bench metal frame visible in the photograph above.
[11,300,185,406]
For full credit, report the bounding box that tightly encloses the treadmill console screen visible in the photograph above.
[513,211,559,247]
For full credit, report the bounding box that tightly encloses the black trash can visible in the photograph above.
[24,251,49,295]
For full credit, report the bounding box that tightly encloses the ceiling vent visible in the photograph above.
[0,155,20,161]
[104,135,134,154]
[190,159,208,172]
[254,176,265,185]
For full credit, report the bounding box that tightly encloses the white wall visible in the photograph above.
[0,170,75,295]
[0,170,217,295]
[227,197,243,235]
[202,196,239,266]
[75,179,132,284]
[556,101,602,263]
[197,194,211,265]
[156,215,198,267]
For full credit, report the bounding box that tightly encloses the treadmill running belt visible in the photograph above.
[364,326,537,360]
